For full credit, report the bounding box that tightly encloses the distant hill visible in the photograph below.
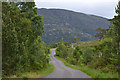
[38,8,110,44]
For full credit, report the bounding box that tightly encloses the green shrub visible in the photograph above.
[73,46,83,63]
[83,48,94,65]
[55,42,68,58]
[70,58,76,65]
[49,43,57,48]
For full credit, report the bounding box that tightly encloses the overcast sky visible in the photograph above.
[35,0,119,19]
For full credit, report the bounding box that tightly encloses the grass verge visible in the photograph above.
[55,56,118,78]
[9,63,54,78]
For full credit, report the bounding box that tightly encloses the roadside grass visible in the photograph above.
[9,63,54,78]
[55,56,118,78]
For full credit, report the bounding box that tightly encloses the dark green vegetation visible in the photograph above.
[9,63,54,78]
[38,8,110,44]
[109,1,120,75]
[55,1,120,78]
[2,2,52,77]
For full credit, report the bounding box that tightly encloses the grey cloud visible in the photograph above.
[35,1,118,18]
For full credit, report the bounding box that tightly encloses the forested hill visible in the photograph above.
[38,8,110,44]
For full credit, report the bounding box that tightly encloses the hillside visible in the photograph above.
[38,8,110,44]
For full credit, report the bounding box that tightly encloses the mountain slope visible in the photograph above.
[38,8,110,44]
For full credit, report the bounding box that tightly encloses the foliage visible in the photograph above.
[73,38,118,74]
[74,37,80,43]
[94,28,108,40]
[63,41,72,48]
[111,1,120,76]
[49,43,58,48]
[73,46,82,63]
[2,2,50,77]
[57,37,118,77]
[8,63,54,78]
[82,48,94,65]
[55,42,68,58]
[66,57,76,65]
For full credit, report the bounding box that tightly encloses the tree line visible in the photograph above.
[2,2,50,77]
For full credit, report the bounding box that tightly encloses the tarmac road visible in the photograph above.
[44,49,92,79]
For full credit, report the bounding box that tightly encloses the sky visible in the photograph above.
[35,0,119,19]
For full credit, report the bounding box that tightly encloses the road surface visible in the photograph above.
[44,49,93,78]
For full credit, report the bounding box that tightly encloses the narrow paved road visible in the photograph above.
[44,49,93,78]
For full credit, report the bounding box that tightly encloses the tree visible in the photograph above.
[74,37,80,44]
[73,46,82,63]
[56,42,68,58]
[105,24,114,38]
[95,28,108,41]
[2,2,49,76]
[110,1,120,77]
